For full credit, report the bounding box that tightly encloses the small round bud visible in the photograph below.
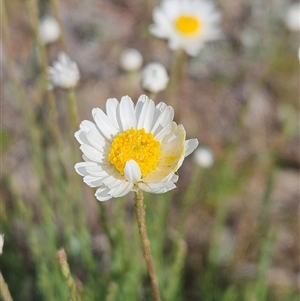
[193,147,214,168]
[39,16,61,45]
[119,48,143,72]
[141,62,169,93]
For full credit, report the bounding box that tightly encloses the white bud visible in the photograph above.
[284,2,300,32]
[119,48,143,72]
[141,62,169,93]
[39,16,61,45]
[193,147,214,168]
[0,234,4,255]
[47,52,80,89]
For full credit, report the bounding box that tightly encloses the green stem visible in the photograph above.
[134,190,161,301]
[167,49,187,119]
[57,249,82,301]
[67,88,80,135]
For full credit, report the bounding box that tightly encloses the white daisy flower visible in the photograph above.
[141,62,169,93]
[47,52,80,90]
[75,95,198,201]
[119,48,143,72]
[149,0,222,56]
[39,16,61,45]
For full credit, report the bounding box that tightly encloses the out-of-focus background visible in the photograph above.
[1,0,299,300]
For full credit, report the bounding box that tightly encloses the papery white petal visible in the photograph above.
[184,139,199,157]
[124,160,142,182]
[119,96,136,130]
[92,108,119,141]
[95,186,113,201]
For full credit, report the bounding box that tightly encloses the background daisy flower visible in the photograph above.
[149,0,222,56]
[75,95,198,201]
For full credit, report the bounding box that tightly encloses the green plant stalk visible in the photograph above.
[49,0,68,52]
[57,249,82,301]
[25,0,63,147]
[177,166,204,234]
[167,49,187,119]
[165,239,187,301]
[67,88,80,137]
[134,190,162,301]
[0,272,14,301]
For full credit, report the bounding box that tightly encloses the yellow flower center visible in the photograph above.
[108,128,161,178]
[175,15,201,35]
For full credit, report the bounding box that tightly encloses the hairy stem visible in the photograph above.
[134,190,161,301]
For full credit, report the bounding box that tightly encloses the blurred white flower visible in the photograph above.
[284,2,300,32]
[0,234,4,255]
[74,95,198,201]
[47,52,80,90]
[193,146,214,168]
[119,48,143,72]
[39,16,61,45]
[149,0,221,56]
[141,63,169,93]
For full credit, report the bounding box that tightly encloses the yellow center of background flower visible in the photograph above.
[108,128,161,178]
[175,15,201,35]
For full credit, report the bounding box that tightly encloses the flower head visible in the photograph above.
[119,48,143,72]
[149,0,221,56]
[39,16,61,45]
[47,52,80,90]
[193,146,214,168]
[141,63,169,93]
[75,95,198,201]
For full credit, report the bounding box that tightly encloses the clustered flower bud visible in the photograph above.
[47,52,80,90]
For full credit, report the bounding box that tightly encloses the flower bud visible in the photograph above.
[47,52,80,90]
[119,48,143,72]
[39,16,61,45]
[141,62,169,93]
[193,147,214,168]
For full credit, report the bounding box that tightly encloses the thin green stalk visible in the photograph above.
[67,88,80,135]
[177,167,204,234]
[57,249,82,301]
[49,0,68,52]
[134,190,161,301]
[25,0,63,147]
[167,49,187,119]
[0,272,14,301]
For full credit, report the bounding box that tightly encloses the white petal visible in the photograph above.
[74,162,97,176]
[124,159,142,182]
[75,130,89,145]
[83,175,104,187]
[135,95,155,132]
[139,181,176,194]
[184,139,199,157]
[92,108,119,141]
[109,181,133,198]
[80,144,105,163]
[151,106,174,135]
[86,130,108,152]
[118,96,136,130]
[106,98,120,129]
[95,186,112,201]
